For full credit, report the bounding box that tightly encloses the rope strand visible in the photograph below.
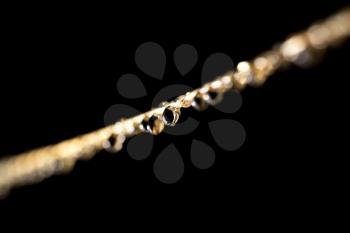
[1,7,349,198]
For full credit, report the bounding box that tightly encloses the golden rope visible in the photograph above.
[1,7,349,198]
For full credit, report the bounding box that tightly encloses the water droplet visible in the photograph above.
[162,107,180,126]
[140,115,165,135]
[191,94,208,111]
[203,91,223,106]
[103,134,125,153]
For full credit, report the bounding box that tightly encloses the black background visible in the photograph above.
[0,1,349,220]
